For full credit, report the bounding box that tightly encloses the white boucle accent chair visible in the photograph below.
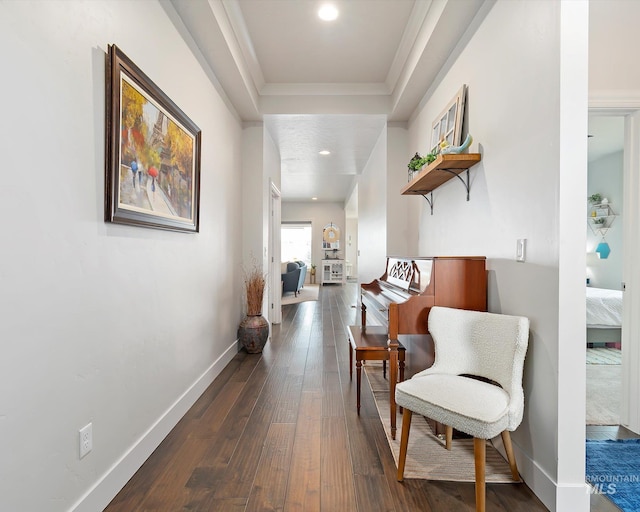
[395,306,530,512]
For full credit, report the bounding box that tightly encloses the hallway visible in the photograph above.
[104,283,551,511]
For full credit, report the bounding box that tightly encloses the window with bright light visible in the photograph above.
[281,222,312,265]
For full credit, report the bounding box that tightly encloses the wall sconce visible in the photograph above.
[595,241,611,259]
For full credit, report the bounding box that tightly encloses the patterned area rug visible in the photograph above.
[364,363,517,483]
[586,439,640,511]
[587,347,622,365]
[281,284,319,305]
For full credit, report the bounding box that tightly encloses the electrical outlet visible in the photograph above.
[79,423,92,459]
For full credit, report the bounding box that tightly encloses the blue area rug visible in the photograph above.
[586,439,640,511]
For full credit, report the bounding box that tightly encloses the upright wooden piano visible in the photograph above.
[360,256,487,437]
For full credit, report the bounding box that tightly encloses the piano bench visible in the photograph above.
[347,325,406,416]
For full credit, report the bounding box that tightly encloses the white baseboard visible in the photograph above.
[555,483,591,512]
[70,340,240,512]
[492,436,590,512]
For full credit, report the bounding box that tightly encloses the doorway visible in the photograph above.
[586,109,640,436]
[585,115,624,428]
[584,109,640,512]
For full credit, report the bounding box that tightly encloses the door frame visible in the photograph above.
[269,181,282,324]
[589,99,640,433]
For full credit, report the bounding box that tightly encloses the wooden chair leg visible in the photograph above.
[398,359,405,414]
[397,409,413,482]
[473,438,486,512]
[501,430,520,481]
[445,425,453,450]
[389,341,398,439]
[355,360,362,415]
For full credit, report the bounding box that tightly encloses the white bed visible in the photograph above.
[586,287,623,329]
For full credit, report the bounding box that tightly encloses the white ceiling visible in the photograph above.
[168,0,488,202]
[266,114,386,201]
[237,0,414,85]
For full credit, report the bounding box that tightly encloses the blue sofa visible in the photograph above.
[282,262,302,296]
[294,261,307,292]
[281,261,307,297]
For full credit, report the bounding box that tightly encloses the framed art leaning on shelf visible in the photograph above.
[430,84,467,154]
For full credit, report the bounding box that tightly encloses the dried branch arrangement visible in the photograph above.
[243,259,266,316]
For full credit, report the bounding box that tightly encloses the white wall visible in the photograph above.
[242,124,265,272]
[281,201,346,274]
[357,123,416,282]
[358,126,388,284]
[387,124,419,257]
[0,2,243,511]
[587,151,624,289]
[241,122,281,323]
[406,1,588,510]
[345,184,359,279]
[589,0,640,95]
[345,217,358,278]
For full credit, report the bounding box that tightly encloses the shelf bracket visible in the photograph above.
[419,170,468,215]
[421,192,434,215]
[440,168,470,201]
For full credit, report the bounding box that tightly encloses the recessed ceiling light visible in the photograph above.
[312,197,318,201]
[319,150,331,155]
[318,4,338,21]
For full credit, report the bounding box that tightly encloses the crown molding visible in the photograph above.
[589,91,640,111]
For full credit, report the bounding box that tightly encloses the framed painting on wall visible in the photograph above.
[105,44,201,233]
[429,84,467,154]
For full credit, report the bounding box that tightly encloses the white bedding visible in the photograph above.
[586,287,623,328]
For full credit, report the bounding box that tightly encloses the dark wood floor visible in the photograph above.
[105,283,626,511]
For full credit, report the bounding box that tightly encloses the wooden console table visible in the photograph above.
[348,325,437,440]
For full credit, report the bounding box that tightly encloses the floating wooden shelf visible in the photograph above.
[401,153,482,196]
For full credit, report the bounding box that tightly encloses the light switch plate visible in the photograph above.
[516,239,526,262]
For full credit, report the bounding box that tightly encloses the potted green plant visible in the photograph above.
[407,150,438,182]
[588,193,602,204]
[238,259,269,353]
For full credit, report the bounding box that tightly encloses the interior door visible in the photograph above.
[270,181,282,324]
[621,111,640,433]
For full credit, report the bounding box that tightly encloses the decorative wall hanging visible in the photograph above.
[429,84,467,154]
[588,196,616,259]
[322,222,340,249]
[105,44,201,233]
